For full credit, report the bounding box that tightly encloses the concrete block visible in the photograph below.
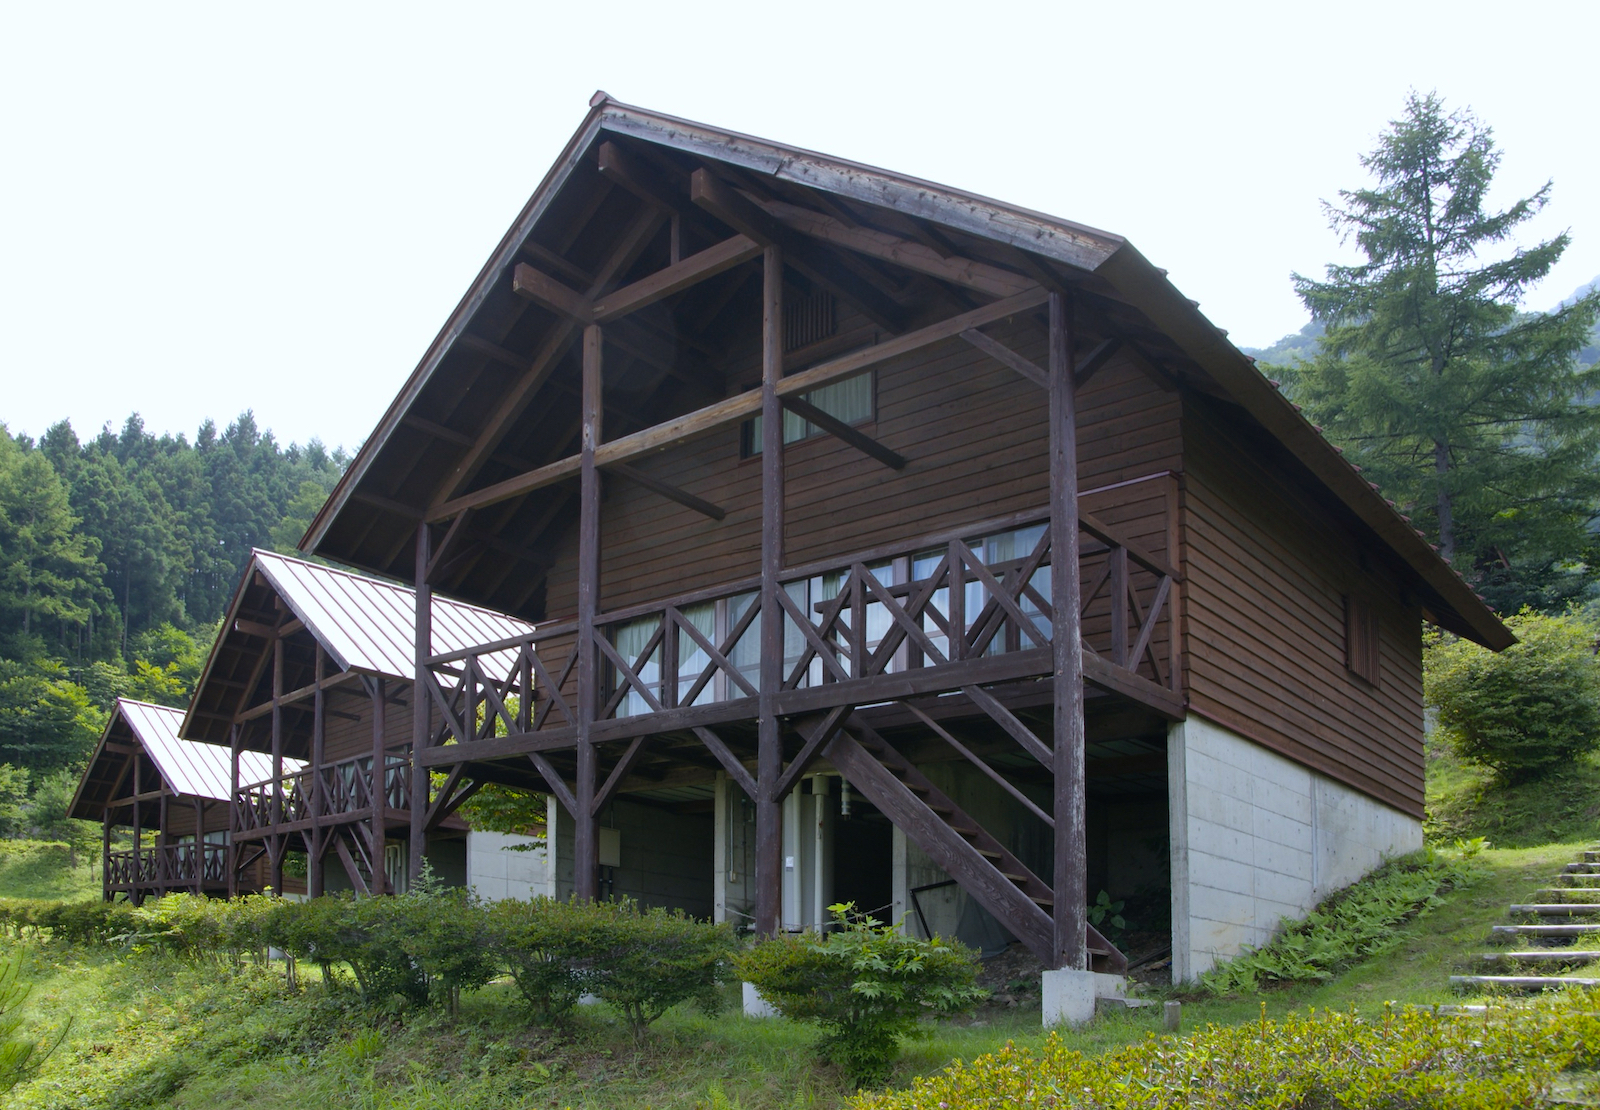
[1041,969,1098,1028]
[1187,850,1256,897]
[743,982,778,1019]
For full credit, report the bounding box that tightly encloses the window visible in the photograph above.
[1345,594,1380,686]
[745,371,874,456]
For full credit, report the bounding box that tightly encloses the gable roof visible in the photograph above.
[69,699,296,820]
[301,94,1512,651]
[183,549,535,743]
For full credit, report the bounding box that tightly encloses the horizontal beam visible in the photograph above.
[960,328,1045,388]
[234,670,361,722]
[593,235,762,322]
[513,235,762,328]
[427,289,1046,522]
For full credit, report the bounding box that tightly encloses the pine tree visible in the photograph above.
[1285,92,1600,613]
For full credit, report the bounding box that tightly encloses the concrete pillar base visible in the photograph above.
[742,982,778,1018]
[1042,970,1126,1027]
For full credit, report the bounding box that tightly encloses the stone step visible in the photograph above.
[1510,904,1600,917]
[1480,951,1600,969]
[1532,888,1600,902]
[1492,923,1600,943]
[1561,863,1600,875]
[1584,851,1600,863]
[1451,975,1600,993]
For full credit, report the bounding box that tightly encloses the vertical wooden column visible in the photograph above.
[1047,290,1087,971]
[228,724,240,898]
[193,797,204,895]
[309,643,326,897]
[270,638,285,895]
[158,792,169,892]
[101,809,111,902]
[409,524,432,890]
[755,246,785,938]
[573,324,603,901]
[370,678,388,894]
[130,760,142,906]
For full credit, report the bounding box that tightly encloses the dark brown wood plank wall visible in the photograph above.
[538,318,1181,623]
[1180,402,1426,817]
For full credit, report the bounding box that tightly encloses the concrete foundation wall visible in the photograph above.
[1168,714,1423,982]
[550,797,714,917]
[466,831,549,902]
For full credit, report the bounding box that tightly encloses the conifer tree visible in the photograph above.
[1285,92,1600,612]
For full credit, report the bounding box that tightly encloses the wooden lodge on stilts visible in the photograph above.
[178,549,535,898]
[251,94,1505,1015]
[70,699,292,904]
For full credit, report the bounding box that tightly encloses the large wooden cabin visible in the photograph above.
[70,699,291,903]
[299,96,1511,996]
[181,550,534,896]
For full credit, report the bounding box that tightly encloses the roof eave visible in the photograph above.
[1093,243,1515,651]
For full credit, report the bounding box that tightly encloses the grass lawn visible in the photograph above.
[4,841,1595,1110]
[0,841,101,903]
[1425,734,1600,848]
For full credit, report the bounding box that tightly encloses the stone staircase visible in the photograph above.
[1450,845,1600,994]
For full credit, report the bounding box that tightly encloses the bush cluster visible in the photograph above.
[735,904,984,1087]
[8,887,736,1035]
[851,996,1600,1109]
[1426,608,1600,783]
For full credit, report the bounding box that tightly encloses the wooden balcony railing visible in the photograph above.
[235,752,411,834]
[106,843,227,888]
[423,498,1181,755]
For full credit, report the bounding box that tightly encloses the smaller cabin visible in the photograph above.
[183,550,537,896]
[70,698,295,903]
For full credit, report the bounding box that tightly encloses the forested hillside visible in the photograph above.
[0,413,346,831]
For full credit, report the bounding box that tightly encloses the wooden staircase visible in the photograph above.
[1450,845,1600,994]
[824,720,1126,974]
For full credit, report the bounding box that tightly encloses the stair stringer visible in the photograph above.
[825,727,1062,965]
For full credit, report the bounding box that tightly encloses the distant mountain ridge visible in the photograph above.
[1243,276,1600,368]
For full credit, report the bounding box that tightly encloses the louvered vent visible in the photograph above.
[785,291,835,352]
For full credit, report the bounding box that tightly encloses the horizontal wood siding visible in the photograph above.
[1180,403,1425,817]
[542,319,1180,622]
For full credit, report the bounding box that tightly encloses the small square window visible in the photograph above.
[1345,594,1380,686]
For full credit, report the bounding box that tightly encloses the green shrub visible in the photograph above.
[1199,847,1478,994]
[485,896,733,1034]
[483,896,615,1022]
[734,904,984,1088]
[851,996,1600,1109]
[261,894,428,1008]
[0,952,67,1095]
[586,900,735,1041]
[1426,608,1600,783]
[34,899,136,946]
[389,880,497,1013]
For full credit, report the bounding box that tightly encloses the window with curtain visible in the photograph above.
[746,371,873,455]
[610,615,663,718]
[676,601,717,707]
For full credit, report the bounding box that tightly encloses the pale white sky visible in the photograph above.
[3,1,1596,450]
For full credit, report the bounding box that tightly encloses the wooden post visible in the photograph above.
[755,245,784,938]
[1048,290,1087,971]
[228,724,240,898]
[130,760,142,906]
[101,809,111,902]
[270,638,285,896]
[309,642,326,897]
[409,523,431,891]
[573,324,603,901]
[193,796,203,895]
[158,791,169,893]
[371,678,387,895]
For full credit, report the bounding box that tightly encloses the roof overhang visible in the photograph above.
[303,94,1512,651]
